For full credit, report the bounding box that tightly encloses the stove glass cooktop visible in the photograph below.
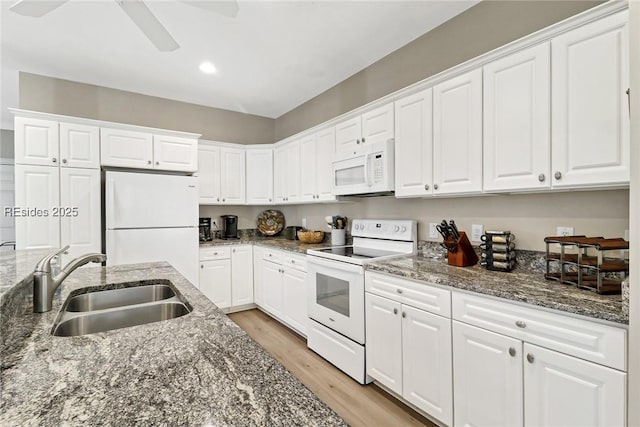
[313,246,401,260]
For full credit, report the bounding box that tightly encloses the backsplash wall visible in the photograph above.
[200,189,629,252]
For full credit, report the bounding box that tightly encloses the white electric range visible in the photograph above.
[306,219,417,384]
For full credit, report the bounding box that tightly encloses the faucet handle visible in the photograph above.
[34,245,70,273]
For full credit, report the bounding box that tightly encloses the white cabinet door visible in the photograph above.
[551,10,629,188]
[394,88,433,197]
[14,117,59,166]
[220,147,246,204]
[524,343,626,427]
[433,69,483,195]
[253,246,265,307]
[402,305,453,427]
[199,259,231,309]
[335,116,362,152]
[100,128,153,169]
[282,266,308,336]
[14,165,60,250]
[484,43,550,191]
[153,135,198,172]
[198,143,221,204]
[246,149,273,205]
[231,245,254,307]
[262,260,283,318]
[284,142,301,203]
[59,123,100,169]
[362,102,394,147]
[365,293,403,395]
[273,146,287,204]
[299,135,318,202]
[453,321,523,427]
[59,168,101,260]
[315,127,336,201]
[0,164,15,248]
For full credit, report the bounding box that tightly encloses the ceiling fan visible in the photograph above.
[9,0,239,52]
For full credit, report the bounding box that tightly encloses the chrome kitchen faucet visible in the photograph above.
[33,246,107,312]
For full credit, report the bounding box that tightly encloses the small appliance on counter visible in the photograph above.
[199,218,213,242]
[220,215,239,239]
[284,226,303,240]
[480,231,516,272]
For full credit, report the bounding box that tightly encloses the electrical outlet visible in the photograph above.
[211,220,218,229]
[302,218,307,228]
[556,226,574,237]
[624,229,629,241]
[471,224,483,242]
[429,223,439,239]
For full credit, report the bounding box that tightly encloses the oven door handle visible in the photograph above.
[306,256,364,275]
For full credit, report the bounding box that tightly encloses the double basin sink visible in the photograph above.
[52,280,192,337]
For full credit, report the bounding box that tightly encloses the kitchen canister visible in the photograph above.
[331,229,346,246]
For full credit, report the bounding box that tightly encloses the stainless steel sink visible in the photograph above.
[65,284,176,312]
[52,282,192,337]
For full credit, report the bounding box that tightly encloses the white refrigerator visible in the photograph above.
[105,171,199,286]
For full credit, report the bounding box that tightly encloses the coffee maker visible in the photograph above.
[220,215,239,239]
[199,218,213,242]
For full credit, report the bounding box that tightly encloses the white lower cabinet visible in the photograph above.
[198,245,253,311]
[252,246,265,307]
[259,248,307,336]
[365,272,453,426]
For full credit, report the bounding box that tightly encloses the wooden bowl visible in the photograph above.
[297,230,325,244]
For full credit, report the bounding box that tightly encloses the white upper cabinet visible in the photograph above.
[198,143,221,204]
[220,147,246,204]
[335,102,394,153]
[315,127,336,201]
[153,135,198,172]
[274,140,301,204]
[14,117,59,166]
[433,69,483,195]
[394,88,433,197]
[59,123,100,169]
[551,10,629,188]
[299,134,318,201]
[483,43,550,192]
[100,128,153,169]
[246,148,274,205]
[273,146,286,204]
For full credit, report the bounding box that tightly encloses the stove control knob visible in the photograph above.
[401,226,406,232]
[394,226,400,232]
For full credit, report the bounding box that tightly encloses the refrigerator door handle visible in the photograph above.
[106,179,116,229]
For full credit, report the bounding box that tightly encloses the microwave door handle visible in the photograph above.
[363,154,372,186]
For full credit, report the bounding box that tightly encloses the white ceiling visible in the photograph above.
[1,0,478,129]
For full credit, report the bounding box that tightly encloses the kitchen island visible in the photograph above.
[0,251,346,426]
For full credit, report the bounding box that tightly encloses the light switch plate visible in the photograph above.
[556,226,574,236]
[429,223,439,239]
[471,224,483,242]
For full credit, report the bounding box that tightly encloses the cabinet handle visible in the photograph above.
[627,88,631,117]
[424,184,429,191]
[515,320,526,328]
[396,289,403,294]
[62,159,67,164]
[434,184,439,190]
[538,173,545,182]
[554,171,562,180]
[527,353,535,364]
[509,347,516,357]
[52,157,57,163]
[147,160,152,165]
[401,312,406,318]
[393,308,398,315]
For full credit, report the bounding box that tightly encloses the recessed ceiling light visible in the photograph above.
[199,62,217,74]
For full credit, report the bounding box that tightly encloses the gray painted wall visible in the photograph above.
[274,0,603,140]
[0,130,15,160]
[19,73,275,144]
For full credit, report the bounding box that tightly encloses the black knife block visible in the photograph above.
[446,232,479,267]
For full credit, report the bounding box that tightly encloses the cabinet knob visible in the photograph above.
[291,260,295,264]
[424,184,429,191]
[434,184,439,190]
[214,252,218,255]
[147,160,152,165]
[538,173,545,182]
[356,139,361,145]
[62,159,67,164]
[554,171,562,180]
[269,198,272,202]
[393,308,398,315]
[217,198,220,202]
[515,320,526,328]
[201,264,204,269]
[232,249,235,253]
[268,254,272,257]
[401,312,406,318]
[527,353,535,364]
[222,198,226,202]
[361,137,365,143]
[396,289,403,294]
[52,157,57,163]
[509,347,516,357]
[156,161,159,165]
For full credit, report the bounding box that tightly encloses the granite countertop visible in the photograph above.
[366,253,627,325]
[200,235,333,255]
[0,254,346,426]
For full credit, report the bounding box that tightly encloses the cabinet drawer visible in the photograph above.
[283,253,306,272]
[452,292,627,371]
[199,246,231,261]
[262,248,282,264]
[365,271,451,318]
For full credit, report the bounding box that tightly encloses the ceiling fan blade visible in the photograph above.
[181,0,239,18]
[9,0,68,17]
[116,0,179,52]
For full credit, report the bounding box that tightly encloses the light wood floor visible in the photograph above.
[229,309,437,427]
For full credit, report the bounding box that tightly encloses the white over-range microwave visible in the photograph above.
[331,139,395,196]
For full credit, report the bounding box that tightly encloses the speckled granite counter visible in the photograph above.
[0,256,346,426]
[366,253,626,325]
[200,235,333,255]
